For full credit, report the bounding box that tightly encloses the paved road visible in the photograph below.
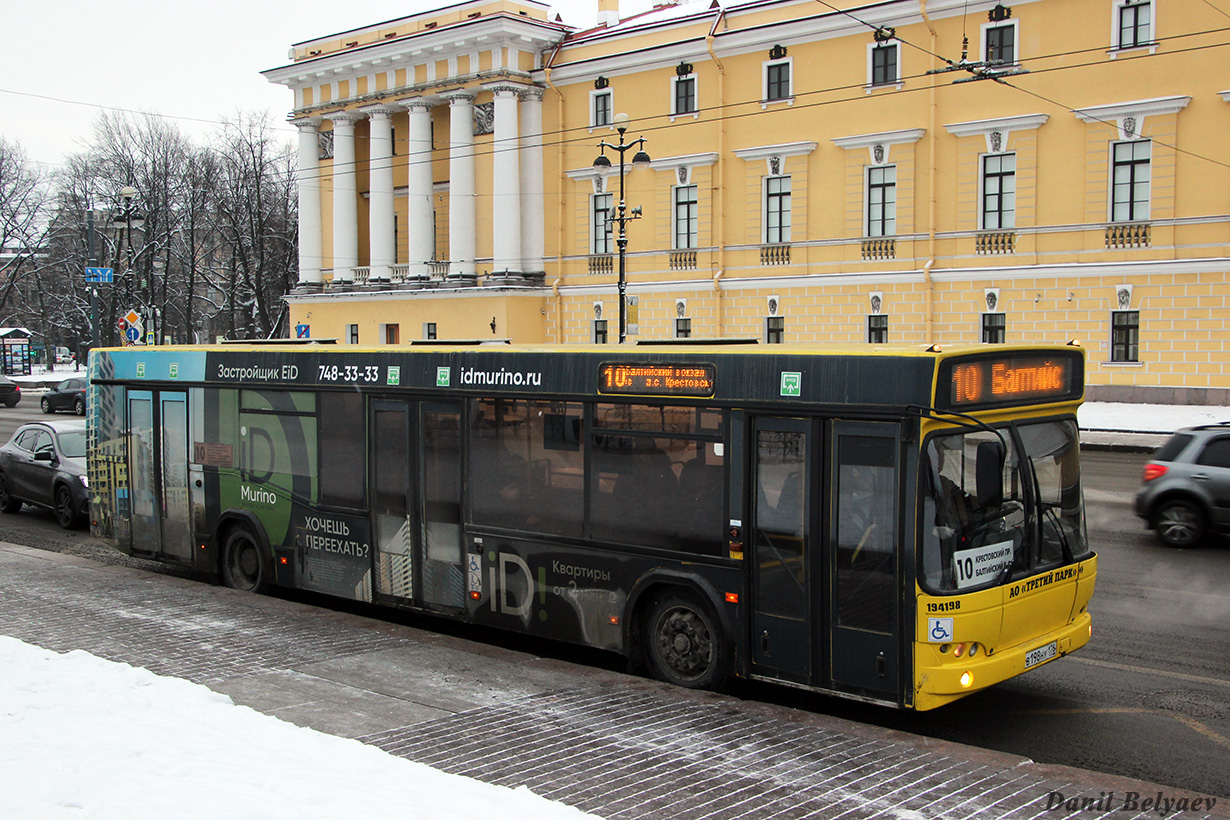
[3,543,1224,820]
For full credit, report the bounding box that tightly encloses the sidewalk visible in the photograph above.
[1,543,1225,819]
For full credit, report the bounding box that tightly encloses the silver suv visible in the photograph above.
[1135,422,1230,547]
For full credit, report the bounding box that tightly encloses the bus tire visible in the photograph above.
[220,526,271,593]
[643,590,728,690]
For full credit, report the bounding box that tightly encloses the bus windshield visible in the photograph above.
[920,419,1088,593]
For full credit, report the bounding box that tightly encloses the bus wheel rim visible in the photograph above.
[656,607,713,680]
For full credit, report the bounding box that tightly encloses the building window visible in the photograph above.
[674,185,698,249]
[593,319,608,344]
[765,175,792,244]
[592,193,613,254]
[982,313,1006,343]
[870,43,899,86]
[347,324,359,344]
[867,314,889,343]
[673,74,697,116]
[982,153,1016,230]
[1112,140,1150,222]
[591,90,612,128]
[675,318,692,339]
[423,322,437,340]
[765,316,785,344]
[984,22,1016,64]
[384,323,400,345]
[1111,310,1140,362]
[867,166,897,237]
[764,59,792,102]
[1117,0,1152,48]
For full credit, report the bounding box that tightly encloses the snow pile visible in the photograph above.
[1077,402,1228,434]
[0,636,600,820]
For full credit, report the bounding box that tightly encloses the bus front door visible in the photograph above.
[750,417,814,681]
[829,422,900,699]
[126,390,192,562]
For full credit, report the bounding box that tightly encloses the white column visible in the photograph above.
[294,119,323,289]
[445,91,477,282]
[490,85,522,277]
[328,112,361,284]
[519,88,545,278]
[403,99,435,282]
[365,106,397,283]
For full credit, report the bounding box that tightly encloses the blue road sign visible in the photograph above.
[296,324,310,339]
[85,267,114,283]
[125,326,141,344]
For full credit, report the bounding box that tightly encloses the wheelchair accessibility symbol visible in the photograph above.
[928,617,954,643]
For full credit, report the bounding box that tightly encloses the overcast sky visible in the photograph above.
[2,0,610,173]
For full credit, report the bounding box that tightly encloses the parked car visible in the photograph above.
[1135,422,1230,547]
[41,377,87,415]
[0,374,19,408]
[54,347,75,365]
[0,419,89,529]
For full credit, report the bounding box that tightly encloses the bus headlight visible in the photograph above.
[960,671,974,688]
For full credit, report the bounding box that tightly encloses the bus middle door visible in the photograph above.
[749,417,815,682]
[370,399,465,613]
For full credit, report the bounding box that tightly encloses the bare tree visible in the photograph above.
[0,139,52,327]
[14,109,300,350]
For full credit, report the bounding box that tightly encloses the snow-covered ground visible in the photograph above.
[0,636,599,820]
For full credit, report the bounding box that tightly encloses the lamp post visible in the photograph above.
[593,113,650,344]
[112,187,146,344]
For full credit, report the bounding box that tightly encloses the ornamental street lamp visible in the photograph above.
[112,187,146,343]
[594,112,650,344]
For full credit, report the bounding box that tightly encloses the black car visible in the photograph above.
[0,374,20,407]
[0,419,89,529]
[41,377,87,415]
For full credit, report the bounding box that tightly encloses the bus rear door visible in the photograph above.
[125,390,192,563]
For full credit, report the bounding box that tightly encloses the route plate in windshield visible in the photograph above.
[1025,641,1057,669]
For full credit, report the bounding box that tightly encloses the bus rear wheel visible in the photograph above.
[221,527,270,593]
[644,591,727,690]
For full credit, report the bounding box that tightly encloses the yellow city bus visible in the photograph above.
[86,340,1095,709]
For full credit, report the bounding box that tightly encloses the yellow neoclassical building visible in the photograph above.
[262,0,1230,402]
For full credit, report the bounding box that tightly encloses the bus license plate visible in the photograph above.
[1025,641,1057,669]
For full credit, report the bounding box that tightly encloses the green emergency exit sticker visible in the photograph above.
[169,363,179,379]
[780,372,801,397]
[387,366,401,386]
[136,362,145,378]
[436,367,451,387]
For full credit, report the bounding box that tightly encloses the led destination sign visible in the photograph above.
[942,353,1081,409]
[598,362,717,397]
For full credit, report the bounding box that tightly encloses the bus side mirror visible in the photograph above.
[975,440,1005,508]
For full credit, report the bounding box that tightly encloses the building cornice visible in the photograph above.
[732,141,818,161]
[832,128,925,151]
[1073,95,1191,124]
[943,113,1049,138]
[263,15,565,89]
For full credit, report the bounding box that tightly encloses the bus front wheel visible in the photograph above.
[221,527,270,593]
[644,591,727,690]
